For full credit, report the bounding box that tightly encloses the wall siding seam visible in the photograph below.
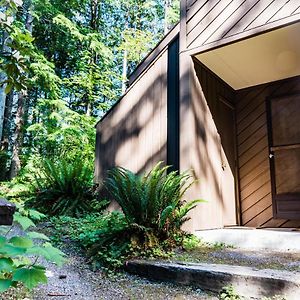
[238,134,267,159]
[239,150,268,179]
[236,87,270,121]
[237,123,266,146]
[186,0,217,30]
[259,217,281,227]
[236,79,293,124]
[238,144,267,169]
[222,0,261,39]
[187,0,233,47]
[247,0,290,30]
[243,204,272,226]
[291,5,300,15]
[265,1,291,24]
[243,0,276,31]
[240,182,271,204]
[243,201,272,224]
[237,111,266,138]
[240,166,270,190]
[269,0,300,22]
[203,0,249,45]
[237,106,266,134]
[241,175,271,200]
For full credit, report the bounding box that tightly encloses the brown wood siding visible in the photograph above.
[236,76,300,228]
[95,50,168,182]
[184,0,300,51]
[180,55,237,231]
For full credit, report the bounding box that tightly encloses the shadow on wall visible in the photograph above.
[95,66,168,193]
[180,54,237,230]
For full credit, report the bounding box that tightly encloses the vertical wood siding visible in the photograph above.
[185,0,300,51]
[95,50,168,182]
[236,76,300,228]
[180,56,237,231]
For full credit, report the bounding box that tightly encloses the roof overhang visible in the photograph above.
[195,22,300,90]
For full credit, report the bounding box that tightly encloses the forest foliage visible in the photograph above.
[0,0,179,179]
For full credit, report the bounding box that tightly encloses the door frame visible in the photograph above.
[266,91,300,219]
[219,96,240,226]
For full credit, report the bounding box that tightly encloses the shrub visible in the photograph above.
[0,209,65,293]
[105,162,203,236]
[49,212,129,269]
[27,157,106,216]
[49,163,204,270]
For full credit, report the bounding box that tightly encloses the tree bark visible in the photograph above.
[164,0,172,35]
[121,49,128,94]
[0,91,14,153]
[9,90,26,179]
[0,29,9,142]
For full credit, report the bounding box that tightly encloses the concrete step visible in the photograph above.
[195,227,300,251]
[126,260,300,299]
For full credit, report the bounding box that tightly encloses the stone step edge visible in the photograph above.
[125,260,300,300]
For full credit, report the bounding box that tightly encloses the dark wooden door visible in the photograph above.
[267,93,300,219]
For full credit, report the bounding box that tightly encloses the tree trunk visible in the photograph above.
[9,91,26,179]
[0,29,9,142]
[121,49,128,94]
[0,91,14,153]
[164,0,172,35]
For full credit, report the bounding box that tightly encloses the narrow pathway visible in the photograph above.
[33,253,217,300]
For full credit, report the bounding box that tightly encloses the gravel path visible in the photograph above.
[2,225,216,300]
[32,254,217,300]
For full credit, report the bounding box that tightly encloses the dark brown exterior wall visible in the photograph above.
[236,76,300,228]
[95,49,168,182]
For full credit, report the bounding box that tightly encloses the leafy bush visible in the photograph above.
[48,163,203,270]
[106,162,203,236]
[27,157,106,216]
[0,209,65,293]
[49,212,129,269]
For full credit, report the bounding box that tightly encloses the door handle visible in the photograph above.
[269,153,274,159]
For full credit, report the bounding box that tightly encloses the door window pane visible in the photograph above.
[274,148,300,194]
[271,95,300,146]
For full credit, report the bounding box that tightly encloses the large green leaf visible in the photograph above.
[9,236,34,248]
[12,268,47,289]
[0,236,7,247]
[26,232,50,241]
[26,244,65,266]
[0,279,12,292]
[0,257,14,272]
[42,243,66,266]
[0,244,27,256]
[14,213,36,231]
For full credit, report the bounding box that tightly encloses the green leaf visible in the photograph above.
[4,83,13,94]
[0,279,12,292]
[26,232,50,241]
[14,213,36,230]
[26,244,65,266]
[9,236,34,248]
[27,209,46,221]
[0,257,14,272]
[12,268,47,289]
[0,244,27,256]
[0,236,7,247]
[42,243,66,266]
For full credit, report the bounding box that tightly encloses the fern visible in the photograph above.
[27,157,102,216]
[105,162,202,235]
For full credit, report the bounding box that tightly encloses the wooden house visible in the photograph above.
[95,0,300,231]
